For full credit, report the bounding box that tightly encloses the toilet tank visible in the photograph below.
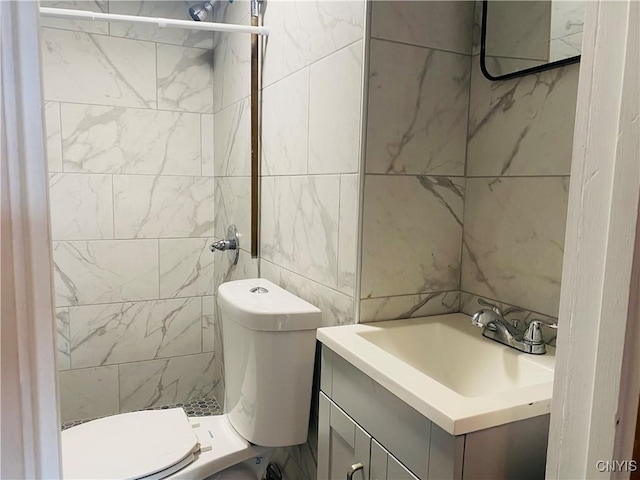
[218,279,322,447]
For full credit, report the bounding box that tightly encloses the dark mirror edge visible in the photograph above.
[480,0,581,82]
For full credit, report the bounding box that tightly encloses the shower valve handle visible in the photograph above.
[210,239,237,252]
[209,225,240,266]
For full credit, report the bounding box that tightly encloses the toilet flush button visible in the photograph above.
[249,287,269,294]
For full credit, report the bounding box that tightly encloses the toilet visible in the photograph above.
[61,279,322,480]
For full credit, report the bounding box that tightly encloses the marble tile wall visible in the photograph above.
[360,0,579,324]
[257,1,366,478]
[359,1,474,322]
[462,0,580,319]
[42,1,227,423]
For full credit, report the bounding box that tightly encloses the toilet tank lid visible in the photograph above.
[218,279,322,331]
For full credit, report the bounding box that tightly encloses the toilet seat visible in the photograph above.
[62,408,200,480]
[62,409,269,480]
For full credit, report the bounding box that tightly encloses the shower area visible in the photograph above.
[42,0,257,426]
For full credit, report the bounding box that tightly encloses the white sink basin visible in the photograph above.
[317,313,555,435]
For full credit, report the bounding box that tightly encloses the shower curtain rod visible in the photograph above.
[39,7,270,36]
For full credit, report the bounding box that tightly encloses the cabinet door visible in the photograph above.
[318,393,371,480]
[387,453,419,480]
[370,438,419,480]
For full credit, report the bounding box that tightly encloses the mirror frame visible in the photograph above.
[480,0,581,81]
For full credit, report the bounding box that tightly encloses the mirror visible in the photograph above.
[481,0,584,80]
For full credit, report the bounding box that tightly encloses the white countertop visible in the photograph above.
[317,313,555,435]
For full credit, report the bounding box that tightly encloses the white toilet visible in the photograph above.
[61,279,322,480]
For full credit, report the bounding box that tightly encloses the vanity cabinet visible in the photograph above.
[318,393,372,480]
[317,346,550,480]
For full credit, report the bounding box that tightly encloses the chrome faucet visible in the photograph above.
[471,299,557,355]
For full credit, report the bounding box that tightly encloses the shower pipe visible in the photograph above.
[39,7,270,36]
[250,0,260,258]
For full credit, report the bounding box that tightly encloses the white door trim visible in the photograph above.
[0,1,62,478]
[546,0,640,478]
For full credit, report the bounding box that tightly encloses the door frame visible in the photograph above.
[545,0,640,478]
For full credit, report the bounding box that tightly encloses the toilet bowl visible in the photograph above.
[61,279,321,480]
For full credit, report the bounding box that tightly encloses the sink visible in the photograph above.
[317,313,555,435]
[357,319,553,398]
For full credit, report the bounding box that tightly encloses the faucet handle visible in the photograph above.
[524,319,558,344]
[477,298,503,316]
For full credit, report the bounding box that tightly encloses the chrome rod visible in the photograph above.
[39,7,270,35]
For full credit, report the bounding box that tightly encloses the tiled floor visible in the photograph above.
[61,396,222,430]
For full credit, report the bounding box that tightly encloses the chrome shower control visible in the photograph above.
[210,224,239,265]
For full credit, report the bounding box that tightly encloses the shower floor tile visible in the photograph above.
[61,396,222,430]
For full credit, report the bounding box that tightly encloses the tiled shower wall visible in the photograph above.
[258,1,365,329]
[359,1,580,323]
[42,1,223,423]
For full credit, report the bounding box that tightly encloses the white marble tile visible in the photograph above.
[472,0,482,56]
[202,296,216,353]
[108,1,215,49]
[207,1,251,112]
[359,291,460,323]
[211,35,226,114]
[159,238,214,298]
[549,1,585,60]
[280,1,364,78]
[56,308,71,371]
[215,0,251,26]
[261,175,340,288]
[40,0,109,34]
[119,353,217,412]
[550,32,583,61]
[113,175,215,239]
[272,448,309,480]
[157,44,214,113]
[551,1,585,40]
[308,41,363,175]
[366,40,469,176]
[221,22,251,109]
[337,175,359,297]
[59,366,119,422]
[261,260,355,327]
[61,104,200,175]
[201,114,215,176]
[371,1,474,55]
[69,297,202,369]
[44,102,62,172]
[214,176,251,244]
[41,28,156,108]
[467,61,580,177]
[214,249,258,292]
[484,1,551,61]
[261,0,285,87]
[213,98,250,177]
[261,68,309,176]
[52,240,159,307]
[49,173,113,241]
[361,175,464,298]
[284,442,317,480]
[461,177,570,317]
